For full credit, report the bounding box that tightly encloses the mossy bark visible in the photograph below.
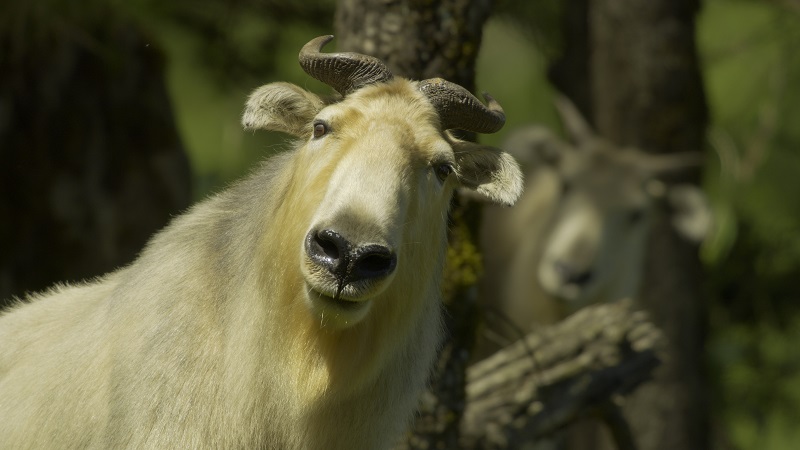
[335,1,492,447]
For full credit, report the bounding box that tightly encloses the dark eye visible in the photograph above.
[627,208,645,225]
[434,162,454,183]
[560,181,572,196]
[312,121,327,139]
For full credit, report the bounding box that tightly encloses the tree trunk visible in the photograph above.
[0,2,191,308]
[547,0,591,120]
[334,1,492,447]
[589,1,710,449]
[335,0,491,88]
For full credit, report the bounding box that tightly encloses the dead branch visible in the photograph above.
[460,300,666,449]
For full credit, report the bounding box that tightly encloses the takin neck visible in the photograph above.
[215,152,444,447]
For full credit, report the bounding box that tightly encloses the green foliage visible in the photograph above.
[116,0,335,199]
[128,0,335,88]
[476,19,560,147]
[699,1,800,448]
[492,0,564,58]
[710,317,800,449]
[700,0,800,263]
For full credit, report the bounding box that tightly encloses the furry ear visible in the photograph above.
[242,82,325,137]
[452,140,523,207]
[667,184,712,242]
[645,181,712,242]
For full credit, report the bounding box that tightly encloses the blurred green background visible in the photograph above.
[2,0,799,448]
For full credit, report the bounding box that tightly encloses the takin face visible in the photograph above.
[243,36,522,330]
[499,96,711,307]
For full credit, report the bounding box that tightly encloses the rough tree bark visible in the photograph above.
[462,300,665,450]
[335,0,491,89]
[546,1,710,448]
[0,2,192,308]
[334,1,492,448]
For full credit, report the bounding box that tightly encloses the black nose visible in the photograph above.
[553,261,593,287]
[350,244,397,282]
[305,230,397,283]
[306,229,349,277]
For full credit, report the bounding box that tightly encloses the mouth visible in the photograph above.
[305,284,372,328]
[554,284,583,302]
[313,290,367,311]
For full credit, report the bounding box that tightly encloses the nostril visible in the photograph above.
[315,232,341,260]
[306,230,349,277]
[553,261,593,287]
[570,270,593,286]
[351,245,397,281]
[360,254,391,272]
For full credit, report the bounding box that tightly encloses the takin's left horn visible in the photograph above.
[299,35,394,96]
[418,78,506,134]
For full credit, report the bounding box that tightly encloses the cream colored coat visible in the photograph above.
[0,79,522,449]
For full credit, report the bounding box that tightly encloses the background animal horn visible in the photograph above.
[638,151,706,175]
[299,35,394,96]
[418,78,505,134]
[552,93,596,145]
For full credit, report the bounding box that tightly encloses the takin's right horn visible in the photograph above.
[418,78,506,134]
[299,35,394,96]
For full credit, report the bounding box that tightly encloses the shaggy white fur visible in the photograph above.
[0,72,521,448]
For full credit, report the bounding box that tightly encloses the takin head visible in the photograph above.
[502,95,711,305]
[242,35,523,329]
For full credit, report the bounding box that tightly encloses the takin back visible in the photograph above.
[0,36,522,449]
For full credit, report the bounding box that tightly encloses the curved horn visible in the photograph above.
[552,93,595,145]
[636,151,705,175]
[298,35,394,96]
[418,78,505,134]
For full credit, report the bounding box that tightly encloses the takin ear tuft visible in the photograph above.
[241,82,325,137]
[452,140,524,207]
[667,184,713,243]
